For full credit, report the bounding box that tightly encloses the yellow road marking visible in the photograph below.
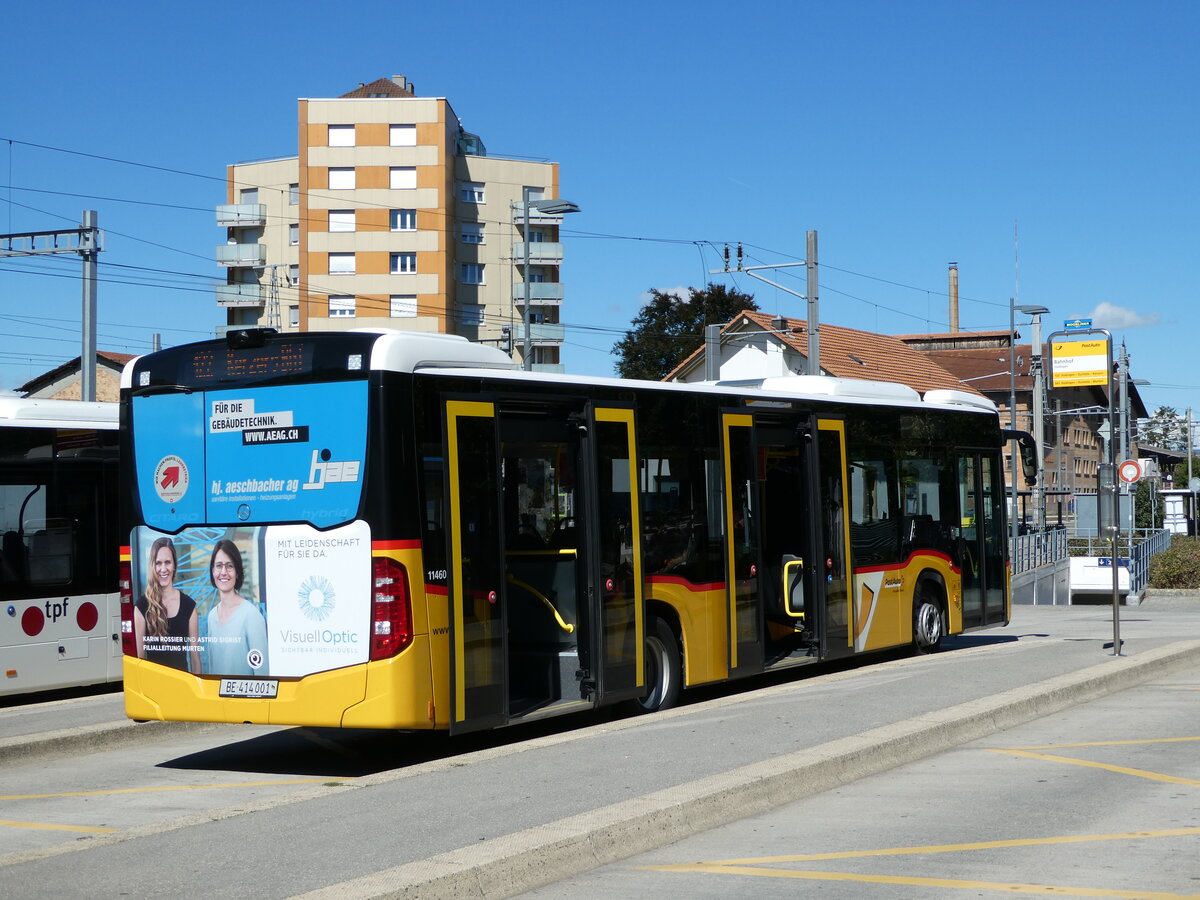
[989,749,1200,786]
[0,819,116,834]
[698,827,1200,865]
[1007,736,1200,750]
[0,779,326,801]
[641,863,1199,898]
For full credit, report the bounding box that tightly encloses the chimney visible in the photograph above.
[391,75,415,95]
[948,262,959,333]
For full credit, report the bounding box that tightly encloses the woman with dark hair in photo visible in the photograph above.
[205,539,268,676]
[134,537,200,673]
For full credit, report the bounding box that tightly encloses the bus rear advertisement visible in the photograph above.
[120,329,1016,734]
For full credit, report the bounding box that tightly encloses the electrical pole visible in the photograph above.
[0,211,104,401]
[80,211,99,402]
[806,230,819,376]
[712,230,820,374]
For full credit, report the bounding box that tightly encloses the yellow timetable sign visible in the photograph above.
[1050,338,1109,388]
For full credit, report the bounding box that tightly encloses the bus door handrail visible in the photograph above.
[505,573,575,634]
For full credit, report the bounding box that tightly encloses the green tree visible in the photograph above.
[1138,406,1186,450]
[613,284,758,380]
[1171,457,1200,485]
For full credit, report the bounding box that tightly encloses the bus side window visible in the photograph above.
[26,519,75,584]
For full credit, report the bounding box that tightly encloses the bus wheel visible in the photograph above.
[912,588,943,653]
[632,618,682,713]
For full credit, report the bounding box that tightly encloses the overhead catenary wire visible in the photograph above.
[2,137,1050,374]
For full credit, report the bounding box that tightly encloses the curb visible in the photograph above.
[291,639,1200,900]
[0,718,225,766]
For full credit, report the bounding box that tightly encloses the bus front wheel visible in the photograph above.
[912,588,943,653]
[632,618,682,713]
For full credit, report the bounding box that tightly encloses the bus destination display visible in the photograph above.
[188,343,310,382]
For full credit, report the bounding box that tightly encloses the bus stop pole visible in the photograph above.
[1108,365,1121,656]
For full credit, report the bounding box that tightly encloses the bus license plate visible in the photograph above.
[219,678,278,699]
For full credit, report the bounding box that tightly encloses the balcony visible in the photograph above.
[216,203,267,227]
[530,363,566,374]
[514,322,565,343]
[215,283,265,308]
[513,242,564,265]
[513,282,564,304]
[216,243,266,267]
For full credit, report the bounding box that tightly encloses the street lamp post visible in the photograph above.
[516,192,580,371]
[1024,306,1050,531]
[1009,302,1050,537]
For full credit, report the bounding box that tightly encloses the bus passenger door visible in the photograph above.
[957,451,1006,629]
[721,413,764,676]
[445,400,507,734]
[586,406,644,703]
[817,419,853,659]
[755,417,816,665]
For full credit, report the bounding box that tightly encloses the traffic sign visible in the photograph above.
[1118,459,1141,484]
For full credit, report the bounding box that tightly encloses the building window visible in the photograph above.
[390,294,417,318]
[288,265,299,286]
[389,125,416,147]
[527,227,547,243]
[390,209,416,231]
[460,263,484,285]
[460,305,484,327]
[390,252,417,274]
[328,125,355,147]
[328,253,355,275]
[288,183,299,205]
[240,188,259,204]
[328,209,355,233]
[289,305,299,327]
[289,223,300,245]
[329,295,355,317]
[460,182,485,204]
[328,167,355,190]
[460,223,484,244]
[390,167,417,190]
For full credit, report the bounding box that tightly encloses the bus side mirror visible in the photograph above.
[1002,429,1038,486]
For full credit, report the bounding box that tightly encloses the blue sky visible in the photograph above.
[1,0,1196,416]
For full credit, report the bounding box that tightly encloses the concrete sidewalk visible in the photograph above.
[2,602,1200,900]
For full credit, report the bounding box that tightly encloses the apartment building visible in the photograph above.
[216,76,569,371]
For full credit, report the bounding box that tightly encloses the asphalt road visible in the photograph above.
[1,600,1198,899]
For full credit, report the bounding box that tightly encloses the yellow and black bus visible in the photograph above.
[120,328,1016,733]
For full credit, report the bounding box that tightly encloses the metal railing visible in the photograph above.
[1060,527,1172,594]
[1010,528,1069,575]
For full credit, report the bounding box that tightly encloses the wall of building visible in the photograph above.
[221,85,564,369]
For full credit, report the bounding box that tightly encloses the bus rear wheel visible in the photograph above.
[631,618,682,714]
[912,588,943,653]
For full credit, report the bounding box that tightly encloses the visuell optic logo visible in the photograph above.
[297,575,336,622]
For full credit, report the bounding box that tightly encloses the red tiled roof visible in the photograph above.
[667,310,984,396]
[15,351,137,394]
[919,346,1033,392]
[339,77,416,99]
